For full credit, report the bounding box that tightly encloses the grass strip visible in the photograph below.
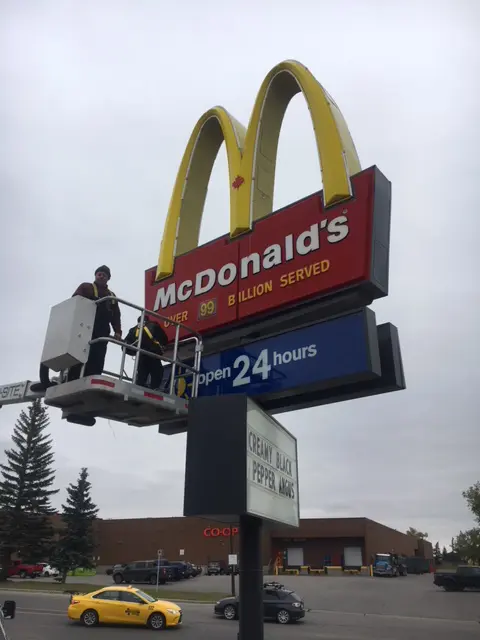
[0,581,228,602]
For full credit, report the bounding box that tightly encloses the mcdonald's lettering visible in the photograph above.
[145,60,391,341]
[153,216,348,310]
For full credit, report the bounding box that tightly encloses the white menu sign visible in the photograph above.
[246,399,299,527]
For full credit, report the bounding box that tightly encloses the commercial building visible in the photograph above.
[93,516,433,568]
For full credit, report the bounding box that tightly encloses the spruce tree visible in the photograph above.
[0,400,58,577]
[53,468,99,582]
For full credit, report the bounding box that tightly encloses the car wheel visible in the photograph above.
[219,569,225,575]
[113,573,123,584]
[277,609,291,624]
[147,612,166,630]
[44,571,50,577]
[81,609,99,627]
[223,604,237,620]
[150,575,157,585]
[19,571,27,579]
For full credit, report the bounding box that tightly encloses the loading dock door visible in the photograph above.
[344,546,363,569]
[287,547,304,567]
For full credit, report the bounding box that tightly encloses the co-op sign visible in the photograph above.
[203,526,239,538]
[145,59,392,341]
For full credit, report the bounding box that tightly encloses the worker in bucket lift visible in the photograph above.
[124,316,168,389]
[31,266,122,392]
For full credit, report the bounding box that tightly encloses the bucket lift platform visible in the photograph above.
[45,375,189,430]
[0,295,202,436]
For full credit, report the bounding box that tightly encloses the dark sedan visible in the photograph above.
[214,582,306,624]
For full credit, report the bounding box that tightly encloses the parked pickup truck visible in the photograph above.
[7,561,43,578]
[434,565,480,591]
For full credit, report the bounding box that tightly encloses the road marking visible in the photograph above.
[17,609,65,617]
[307,608,479,626]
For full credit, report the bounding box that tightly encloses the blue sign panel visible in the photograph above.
[168,309,381,406]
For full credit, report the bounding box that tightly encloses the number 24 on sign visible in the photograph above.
[232,350,271,387]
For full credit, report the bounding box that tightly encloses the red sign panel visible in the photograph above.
[145,167,390,341]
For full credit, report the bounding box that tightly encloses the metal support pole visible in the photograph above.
[132,311,146,385]
[238,514,263,640]
[168,324,180,396]
[118,346,127,381]
[0,610,10,640]
[156,549,161,593]
[192,340,202,397]
[230,530,236,597]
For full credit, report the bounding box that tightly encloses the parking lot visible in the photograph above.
[2,572,478,639]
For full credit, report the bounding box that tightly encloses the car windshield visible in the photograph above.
[135,589,156,603]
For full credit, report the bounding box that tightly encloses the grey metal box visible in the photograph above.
[41,296,96,371]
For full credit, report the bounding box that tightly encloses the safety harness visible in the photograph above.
[92,283,116,302]
[134,326,163,350]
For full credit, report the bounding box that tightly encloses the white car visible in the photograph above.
[39,563,59,577]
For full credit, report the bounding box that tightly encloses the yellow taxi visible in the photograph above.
[67,585,182,630]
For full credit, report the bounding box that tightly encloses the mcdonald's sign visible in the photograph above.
[145,60,392,342]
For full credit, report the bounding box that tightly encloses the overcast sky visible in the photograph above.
[1,1,479,549]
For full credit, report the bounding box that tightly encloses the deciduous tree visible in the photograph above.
[462,482,480,524]
[406,527,428,540]
[454,528,480,565]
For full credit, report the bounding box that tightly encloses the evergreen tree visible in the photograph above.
[433,541,442,564]
[442,545,448,557]
[451,536,460,554]
[0,400,58,577]
[52,468,98,583]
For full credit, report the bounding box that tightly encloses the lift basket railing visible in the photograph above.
[81,296,203,398]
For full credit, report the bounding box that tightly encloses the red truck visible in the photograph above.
[7,561,42,578]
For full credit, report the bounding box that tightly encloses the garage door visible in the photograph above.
[287,548,304,567]
[344,546,363,569]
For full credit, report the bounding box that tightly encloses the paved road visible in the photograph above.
[1,591,479,640]
[19,573,480,622]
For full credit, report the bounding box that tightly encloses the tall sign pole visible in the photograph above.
[229,529,236,598]
[238,515,263,640]
[153,59,405,640]
[184,395,300,640]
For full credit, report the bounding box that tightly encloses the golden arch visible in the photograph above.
[156,60,361,281]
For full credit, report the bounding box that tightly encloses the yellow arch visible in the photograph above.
[157,107,246,279]
[156,60,361,281]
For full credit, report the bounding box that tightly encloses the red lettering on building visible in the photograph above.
[203,527,239,538]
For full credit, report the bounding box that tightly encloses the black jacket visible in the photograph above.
[73,282,121,337]
[124,321,168,358]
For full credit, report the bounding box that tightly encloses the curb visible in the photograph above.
[0,587,217,604]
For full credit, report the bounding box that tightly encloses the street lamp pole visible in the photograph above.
[156,549,163,593]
